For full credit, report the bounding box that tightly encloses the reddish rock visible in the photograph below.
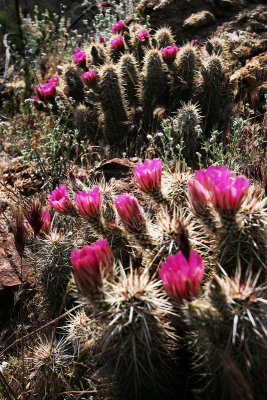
[230,52,267,110]
[94,158,137,180]
[183,11,216,30]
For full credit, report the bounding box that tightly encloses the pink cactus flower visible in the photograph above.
[159,250,205,301]
[35,83,56,100]
[111,36,124,51]
[71,239,113,293]
[112,20,126,34]
[133,159,162,193]
[48,76,60,86]
[75,187,103,219]
[99,35,106,44]
[81,70,97,88]
[40,210,51,233]
[188,179,211,213]
[191,39,202,49]
[189,165,250,214]
[73,48,86,65]
[138,29,149,43]
[49,185,73,214]
[161,45,178,63]
[114,193,146,232]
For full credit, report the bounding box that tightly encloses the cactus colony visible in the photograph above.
[34,23,233,164]
[6,18,266,400]
[10,156,267,400]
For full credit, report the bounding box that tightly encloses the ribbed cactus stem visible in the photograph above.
[119,54,139,108]
[140,49,168,130]
[64,67,84,103]
[99,64,129,144]
[175,43,199,101]
[154,27,175,49]
[173,102,202,167]
[195,54,230,134]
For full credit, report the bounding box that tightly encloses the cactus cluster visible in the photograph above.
[10,158,266,399]
[33,22,234,164]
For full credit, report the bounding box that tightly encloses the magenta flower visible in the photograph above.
[161,45,178,63]
[191,39,202,49]
[114,193,146,232]
[159,250,205,301]
[189,166,250,214]
[73,47,86,65]
[138,29,149,43]
[81,70,97,88]
[112,20,126,34]
[49,185,73,214]
[40,210,51,233]
[48,76,60,86]
[188,179,211,213]
[35,83,56,100]
[71,239,113,294]
[111,36,124,51]
[75,187,103,219]
[134,159,162,193]
[99,35,106,44]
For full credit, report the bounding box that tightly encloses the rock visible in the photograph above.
[183,11,216,30]
[138,0,267,50]
[94,158,136,180]
[230,52,267,111]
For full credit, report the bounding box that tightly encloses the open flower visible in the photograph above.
[159,250,205,301]
[189,166,250,214]
[161,45,178,63]
[114,193,146,232]
[35,83,56,100]
[112,20,125,34]
[138,29,149,43]
[73,47,86,65]
[71,239,113,293]
[81,70,96,88]
[75,187,103,219]
[49,185,72,214]
[133,158,162,193]
[111,36,124,51]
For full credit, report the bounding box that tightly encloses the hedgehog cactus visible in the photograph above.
[37,230,73,316]
[174,43,200,102]
[172,102,202,167]
[100,266,177,400]
[184,270,267,400]
[119,54,140,108]
[188,166,267,275]
[154,27,175,49]
[64,67,85,103]
[140,49,168,130]
[195,54,231,134]
[99,64,129,144]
